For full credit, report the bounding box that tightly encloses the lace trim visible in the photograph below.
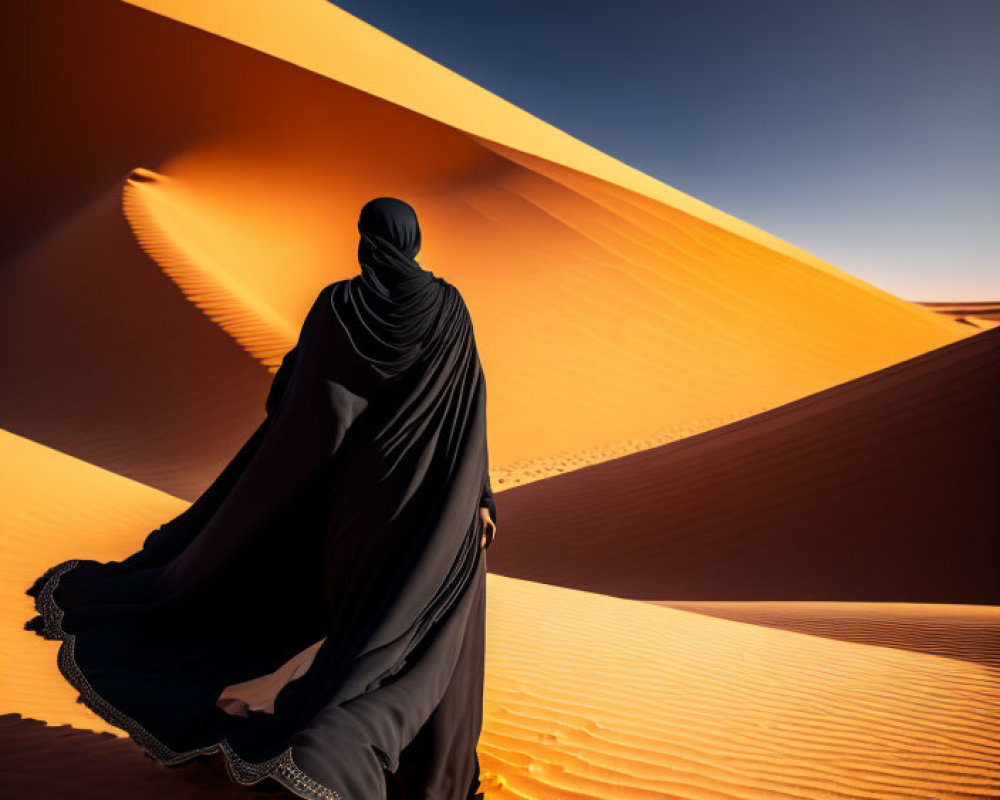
[30,558,358,800]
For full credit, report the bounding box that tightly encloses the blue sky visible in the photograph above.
[332,0,998,300]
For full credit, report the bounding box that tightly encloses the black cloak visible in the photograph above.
[25,197,496,800]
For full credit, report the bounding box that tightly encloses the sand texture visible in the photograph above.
[485,328,1000,605]
[2,0,976,501]
[3,1,996,798]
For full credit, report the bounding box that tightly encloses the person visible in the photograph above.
[25,196,498,800]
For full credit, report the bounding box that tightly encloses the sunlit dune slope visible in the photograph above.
[5,430,999,799]
[0,177,278,501]
[479,576,1000,800]
[1,0,975,496]
[0,430,188,728]
[488,327,1000,605]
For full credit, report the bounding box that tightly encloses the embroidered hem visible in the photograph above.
[26,558,383,800]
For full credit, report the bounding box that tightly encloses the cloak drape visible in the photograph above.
[25,268,495,800]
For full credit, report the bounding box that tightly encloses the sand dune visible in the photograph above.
[7,429,999,799]
[4,2,995,798]
[0,430,189,729]
[916,301,1000,331]
[479,576,1000,800]
[1,0,976,502]
[8,491,1000,800]
[654,600,1000,669]
[0,713,274,799]
[0,176,278,501]
[487,327,1000,605]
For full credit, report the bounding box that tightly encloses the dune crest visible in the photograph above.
[2,0,979,483]
[119,0,967,303]
[916,301,1000,331]
[4,4,995,799]
[122,167,300,371]
[487,327,1000,605]
[655,600,1000,669]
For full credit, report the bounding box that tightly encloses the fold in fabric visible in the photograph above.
[26,270,493,800]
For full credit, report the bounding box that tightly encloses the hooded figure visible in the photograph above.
[25,197,497,800]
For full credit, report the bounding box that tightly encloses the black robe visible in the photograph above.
[25,274,495,800]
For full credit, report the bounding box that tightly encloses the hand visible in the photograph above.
[479,506,496,549]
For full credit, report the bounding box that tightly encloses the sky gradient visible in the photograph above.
[332,0,998,300]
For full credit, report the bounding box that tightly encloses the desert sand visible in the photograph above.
[485,327,1000,605]
[3,432,999,799]
[652,600,1000,669]
[1,0,977,502]
[3,1,997,798]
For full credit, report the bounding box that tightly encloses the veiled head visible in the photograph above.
[357,197,422,261]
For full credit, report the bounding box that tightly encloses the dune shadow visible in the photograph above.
[0,713,293,798]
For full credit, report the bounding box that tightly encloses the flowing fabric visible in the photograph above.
[25,197,495,800]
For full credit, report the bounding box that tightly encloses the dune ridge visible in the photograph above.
[122,167,300,372]
[3,4,995,796]
[0,176,278,501]
[2,0,977,492]
[654,600,1000,670]
[915,301,1000,331]
[486,326,1000,604]
[121,0,876,282]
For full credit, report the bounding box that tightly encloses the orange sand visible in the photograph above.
[3,2,996,798]
[654,600,1000,669]
[4,432,999,798]
[1,0,977,504]
[484,327,1000,604]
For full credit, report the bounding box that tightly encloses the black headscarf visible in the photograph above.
[356,196,424,294]
[333,197,443,378]
[25,195,492,799]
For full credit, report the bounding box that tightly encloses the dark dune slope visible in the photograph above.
[488,327,1000,604]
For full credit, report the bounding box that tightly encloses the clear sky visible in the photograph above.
[331,0,998,300]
